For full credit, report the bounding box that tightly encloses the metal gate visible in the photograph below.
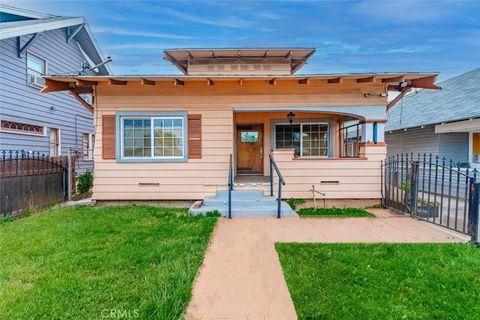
[1,150,69,217]
[382,154,480,242]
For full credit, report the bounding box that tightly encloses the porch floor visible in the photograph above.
[234,175,270,184]
[185,208,468,320]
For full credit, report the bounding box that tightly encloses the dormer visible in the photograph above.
[163,48,315,75]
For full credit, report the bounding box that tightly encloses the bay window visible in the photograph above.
[121,116,185,160]
[275,123,328,157]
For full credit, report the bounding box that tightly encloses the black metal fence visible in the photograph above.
[1,150,69,217]
[382,153,480,242]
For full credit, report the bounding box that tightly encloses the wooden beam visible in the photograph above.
[17,33,39,58]
[40,79,74,93]
[108,79,127,85]
[164,52,187,74]
[173,79,185,86]
[141,78,155,86]
[327,77,342,84]
[386,88,412,110]
[357,76,375,83]
[67,24,84,43]
[263,50,269,58]
[239,79,244,86]
[207,78,213,86]
[269,78,277,85]
[285,50,292,59]
[381,76,404,83]
[70,87,93,94]
[410,75,441,89]
[298,78,310,85]
[70,92,93,113]
[75,79,97,86]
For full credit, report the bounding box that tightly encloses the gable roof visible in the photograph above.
[0,4,110,75]
[386,67,480,131]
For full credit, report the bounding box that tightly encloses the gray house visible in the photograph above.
[386,68,480,168]
[0,5,110,173]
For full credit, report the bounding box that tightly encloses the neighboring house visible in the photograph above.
[0,5,110,173]
[386,68,480,168]
[42,48,439,213]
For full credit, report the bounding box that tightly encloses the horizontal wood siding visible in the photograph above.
[0,29,97,173]
[385,126,469,162]
[93,80,386,200]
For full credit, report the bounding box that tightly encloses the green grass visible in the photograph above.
[276,243,480,320]
[297,207,375,217]
[0,205,217,320]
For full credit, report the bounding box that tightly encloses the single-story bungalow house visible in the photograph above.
[386,67,480,168]
[41,48,439,216]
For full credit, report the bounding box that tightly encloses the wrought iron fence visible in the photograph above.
[0,150,70,217]
[382,153,479,242]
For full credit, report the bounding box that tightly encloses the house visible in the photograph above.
[0,5,110,173]
[386,68,480,168]
[41,48,439,215]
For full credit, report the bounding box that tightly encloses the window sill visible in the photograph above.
[116,158,188,163]
[292,157,368,160]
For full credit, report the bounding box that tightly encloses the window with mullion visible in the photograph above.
[122,117,184,159]
[275,123,328,158]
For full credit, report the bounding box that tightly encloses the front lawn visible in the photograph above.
[297,207,375,217]
[0,205,217,319]
[276,243,480,319]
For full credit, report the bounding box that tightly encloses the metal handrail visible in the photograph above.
[228,154,233,219]
[269,153,286,218]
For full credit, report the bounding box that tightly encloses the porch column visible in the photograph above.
[361,121,385,143]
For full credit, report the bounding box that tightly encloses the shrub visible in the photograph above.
[77,170,93,194]
[286,198,305,211]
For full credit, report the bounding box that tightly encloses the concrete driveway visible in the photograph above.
[185,209,468,320]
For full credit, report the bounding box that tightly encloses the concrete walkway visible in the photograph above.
[185,209,468,320]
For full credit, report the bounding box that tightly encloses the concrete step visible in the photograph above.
[203,196,277,207]
[190,201,297,217]
[215,190,265,198]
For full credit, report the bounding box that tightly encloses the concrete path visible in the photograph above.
[185,209,468,320]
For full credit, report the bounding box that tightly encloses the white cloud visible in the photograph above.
[91,26,196,40]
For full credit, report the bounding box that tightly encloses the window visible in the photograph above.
[83,133,94,160]
[473,133,480,164]
[121,117,185,159]
[241,131,259,143]
[27,53,46,88]
[275,123,328,157]
[0,119,44,135]
[49,128,59,156]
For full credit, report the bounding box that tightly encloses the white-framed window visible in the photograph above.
[274,122,329,157]
[83,133,94,160]
[26,53,46,88]
[121,117,185,159]
[49,128,60,156]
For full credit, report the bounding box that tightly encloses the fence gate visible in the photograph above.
[382,154,479,242]
[1,150,69,217]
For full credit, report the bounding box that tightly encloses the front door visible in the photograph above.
[236,124,263,175]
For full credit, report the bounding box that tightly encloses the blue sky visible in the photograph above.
[7,0,480,80]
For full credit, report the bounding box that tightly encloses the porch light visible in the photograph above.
[287,112,295,123]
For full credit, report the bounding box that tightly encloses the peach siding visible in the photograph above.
[92,80,387,200]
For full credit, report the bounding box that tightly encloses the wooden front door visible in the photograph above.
[236,124,263,175]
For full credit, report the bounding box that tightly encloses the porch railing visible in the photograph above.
[228,153,233,219]
[269,153,286,218]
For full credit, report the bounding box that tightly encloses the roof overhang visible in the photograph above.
[163,48,316,75]
[0,16,85,40]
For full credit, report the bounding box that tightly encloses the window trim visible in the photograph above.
[116,112,188,163]
[49,127,60,156]
[26,52,47,89]
[271,119,332,158]
[83,133,95,161]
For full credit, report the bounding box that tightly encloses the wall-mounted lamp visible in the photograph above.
[287,112,295,123]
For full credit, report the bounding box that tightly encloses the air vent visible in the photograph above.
[240,65,248,71]
[263,65,271,70]
[217,64,225,71]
